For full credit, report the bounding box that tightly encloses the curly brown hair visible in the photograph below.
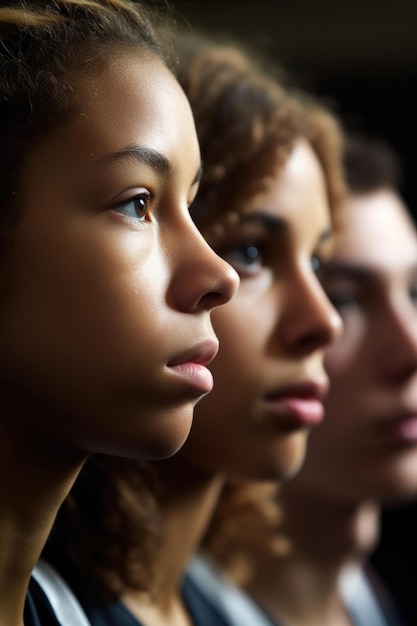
[173,32,345,230]
[44,30,346,602]
[343,133,402,193]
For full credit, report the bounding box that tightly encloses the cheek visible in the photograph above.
[0,216,168,383]
[324,313,366,379]
[211,290,277,358]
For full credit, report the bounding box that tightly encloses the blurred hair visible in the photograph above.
[0,0,172,253]
[343,134,402,194]
[201,481,290,586]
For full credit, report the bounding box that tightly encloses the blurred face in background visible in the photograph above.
[292,188,417,505]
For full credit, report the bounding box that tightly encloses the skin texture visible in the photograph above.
[176,139,342,481]
[0,52,239,463]
[292,188,417,504]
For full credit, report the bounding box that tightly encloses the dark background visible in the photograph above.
[169,0,417,218]
[167,2,417,624]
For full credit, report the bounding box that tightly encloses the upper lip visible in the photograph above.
[265,379,329,402]
[167,338,219,368]
[380,409,417,425]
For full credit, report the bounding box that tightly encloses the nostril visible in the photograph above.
[200,264,239,310]
[198,290,233,312]
[296,332,328,354]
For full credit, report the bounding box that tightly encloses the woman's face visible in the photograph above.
[178,139,341,480]
[291,190,417,505]
[0,52,238,461]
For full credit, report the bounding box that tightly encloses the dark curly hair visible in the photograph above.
[343,133,402,194]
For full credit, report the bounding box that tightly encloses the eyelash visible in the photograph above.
[111,190,154,222]
[218,242,326,278]
[221,240,266,276]
[409,285,417,302]
[311,255,321,273]
[326,292,358,312]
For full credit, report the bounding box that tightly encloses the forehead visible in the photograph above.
[238,140,329,226]
[334,189,417,271]
[252,140,330,237]
[34,51,199,175]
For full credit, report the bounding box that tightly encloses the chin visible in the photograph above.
[116,406,194,461]
[275,438,308,482]
[235,457,306,484]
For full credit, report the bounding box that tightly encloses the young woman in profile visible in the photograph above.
[194,136,414,626]
[0,5,238,625]
[42,32,345,626]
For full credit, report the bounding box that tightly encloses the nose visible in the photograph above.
[378,297,417,383]
[281,266,342,355]
[168,219,239,313]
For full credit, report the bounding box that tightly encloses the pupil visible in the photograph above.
[136,197,147,216]
[311,257,320,272]
[246,245,259,260]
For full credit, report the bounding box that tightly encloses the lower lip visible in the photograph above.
[169,362,214,395]
[265,397,325,427]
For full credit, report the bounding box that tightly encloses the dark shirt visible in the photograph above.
[25,577,62,626]
[78,573,232,626]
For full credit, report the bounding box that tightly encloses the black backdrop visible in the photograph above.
[168,0,417,218]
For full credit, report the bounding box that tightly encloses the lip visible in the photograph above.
[263,379,329,427]
[167,338,219,395]
[379,411,417,444]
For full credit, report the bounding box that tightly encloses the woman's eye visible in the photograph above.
[223,243,263,275]
[409,284,417,304]
[112,192,152,221]
[311,256,321,273]
[325,291,357,313]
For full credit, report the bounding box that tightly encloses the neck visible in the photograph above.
[245,486,380,626]
[0,418,86,626]
[123,459,225,626]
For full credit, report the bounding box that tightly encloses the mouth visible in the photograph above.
[264,379,329,427]
[379,411,417,444]
[167,338,219,395]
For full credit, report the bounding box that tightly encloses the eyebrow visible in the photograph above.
[97,144,203,186]
[99,144,172,175]
[238,211,287,232]
[323,261,417,281]
[238,212,333,246]
[320,262,374,281]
